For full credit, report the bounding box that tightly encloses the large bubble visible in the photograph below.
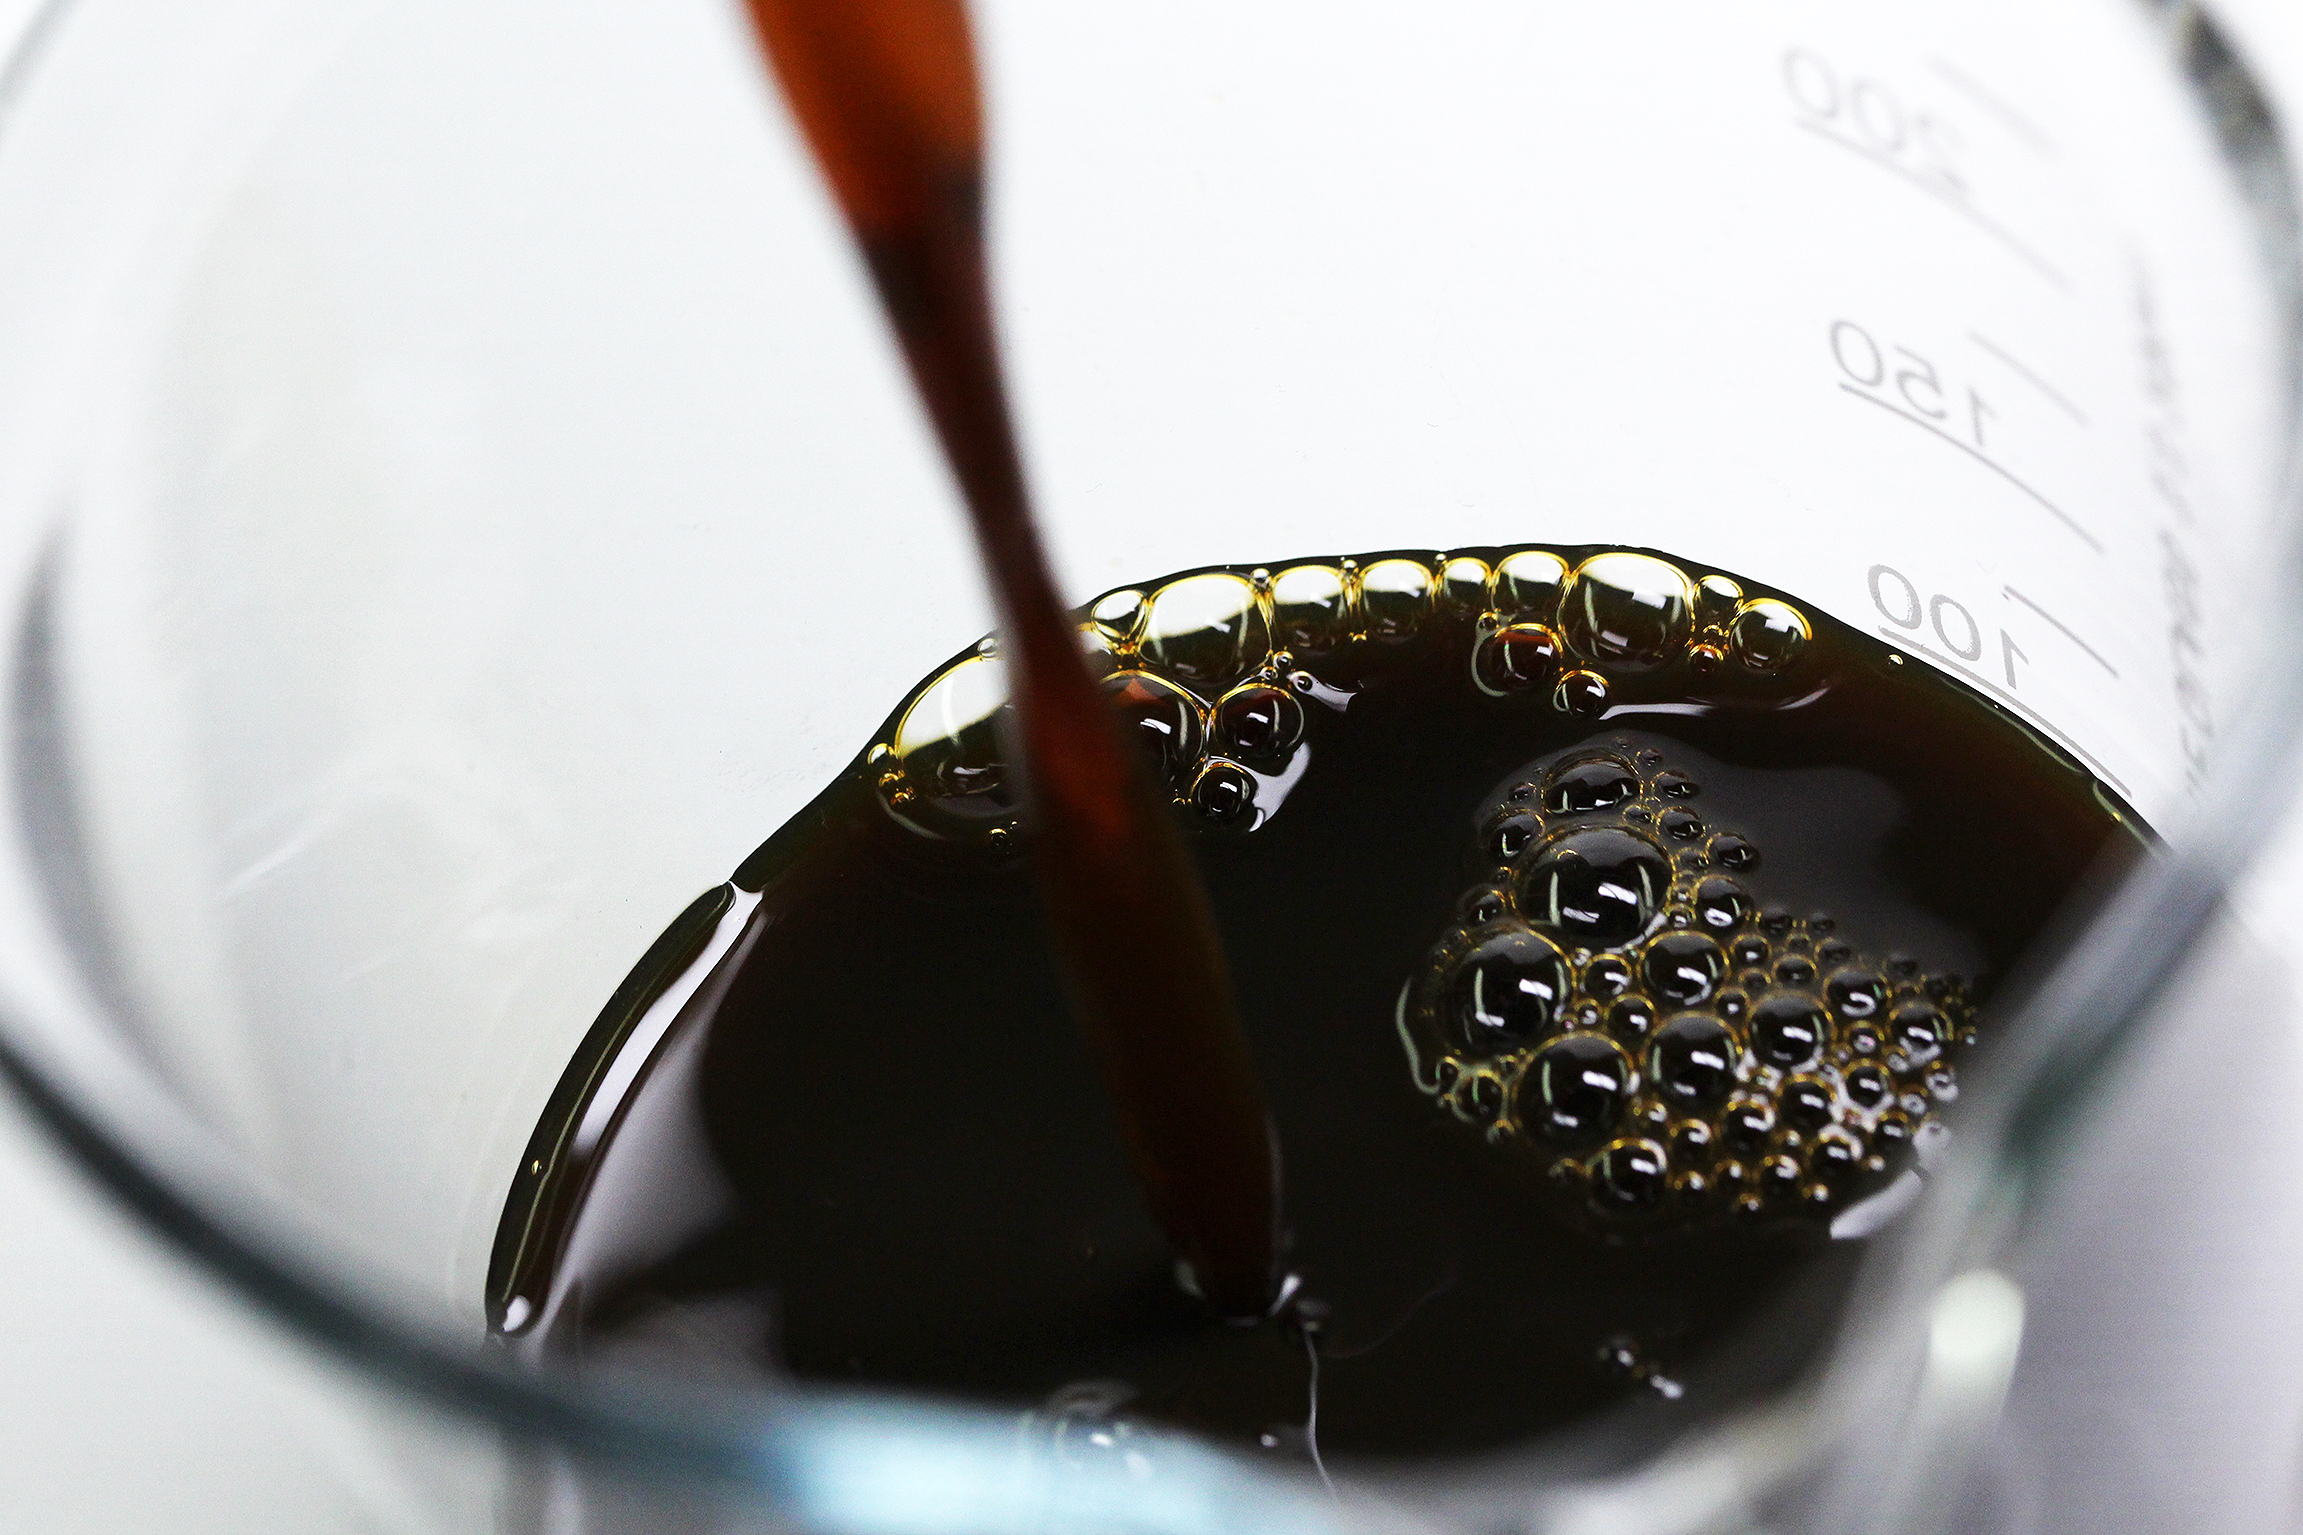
[1518,1035,1632,1148]
[1557,552,1697,671]
[892,654,1016,821]
[1268,565,1348,658]
[1519,827,1669,946]
[1444,930,1570,1054]
[1139,572,1267,689]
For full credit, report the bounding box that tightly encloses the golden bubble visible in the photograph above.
[1268,565,1349,659]
[1730,598,1811,672]
[1139,572,1268,689]
[1090,588,1147,643]
[891,654,1015,820]
[1558,553,1697,670]
[1358,558,1434,641]
[1493,549,1571,622]
[1435,555,1492,614]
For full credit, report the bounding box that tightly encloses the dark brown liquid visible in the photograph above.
[488,544,2137,1463]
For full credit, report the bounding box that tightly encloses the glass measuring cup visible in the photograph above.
[0,0,2294,1529]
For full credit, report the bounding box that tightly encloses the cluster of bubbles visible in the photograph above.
[1400,744,1975,1232]
[870,546,1815,843]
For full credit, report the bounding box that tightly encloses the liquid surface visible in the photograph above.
[489,544,2137,1462]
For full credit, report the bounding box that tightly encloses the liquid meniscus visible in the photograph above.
[488,544,2138,1460]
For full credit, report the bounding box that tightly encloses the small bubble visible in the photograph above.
[1582,953,1634,999]
[1558,552,1698,671]
[1688,643,1725,676]
[1508,782,1535,802]
[1899,1091,1930,1117]
[1780,1075,1835,1130]
[1644,931,1727,1006]
[1608,996,1657,1039]
[1731,935,1770,968]
[1760,906,1792,936]
[1886,954,1920,980]
[1807,914,1836,934]
[1519,1034,1634,1147]
[1492,549,1571,622]
[1473,623,1564,694]
[1757,1153,1804,1200]
[1848,1026,1882,1056]
[1190,761,1259,827]
[1844,1063,1889,1107]
[1752,995,1827,1069]
[1774,955,1817,987]
[1816,940,1852,965]
[1268,565,1349,658]
[1826,970,1884,1020]
[1672,1118,1715,1161]
[1460,887,1507,925]
[1359,558,1434,641]
[1658,808,1706,841]
[1927,1065,1959,1101]
[1589,1138,1670,1215]
[1212,683,1305,762]
[1090,587,1147,639]
[1654,772,1699,799]
[1709,833,1760,871]
[1521,827,1670,945]
[1693,877,1749,929]
[1716,988,1748,1023]
[1891,1001,1944,1062]
[1555,669,1611,716]
[1444,929,1571,1054]
[1809,1127,1863,1181]
[1457,1073,1504,1124]
[1649,1014,1738,1109]
[1490,811,1540,861]
[1873,1112,1914,1150]
[1542,756,1640,814]
[1730,598,1811,672]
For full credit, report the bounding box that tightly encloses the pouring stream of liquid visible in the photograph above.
[739,0,1281,1317]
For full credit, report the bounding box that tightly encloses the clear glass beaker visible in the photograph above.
[0,0,2294,1530]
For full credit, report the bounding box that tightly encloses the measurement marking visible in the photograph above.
[2003,585,2118,678]
[1969,331,2088,426]
[1795,118,2068,290]
[1928,57,2056,155]
[1837,384,2102,552]
[1876,628,2128,794]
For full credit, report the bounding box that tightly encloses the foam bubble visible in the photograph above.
[1268,565,1348,658]
[1558,553,1697,671]
[1140,572,1267,688]
[1520,827,1669,945]
[1731,598,1811,673]
[892,654,1016,819]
